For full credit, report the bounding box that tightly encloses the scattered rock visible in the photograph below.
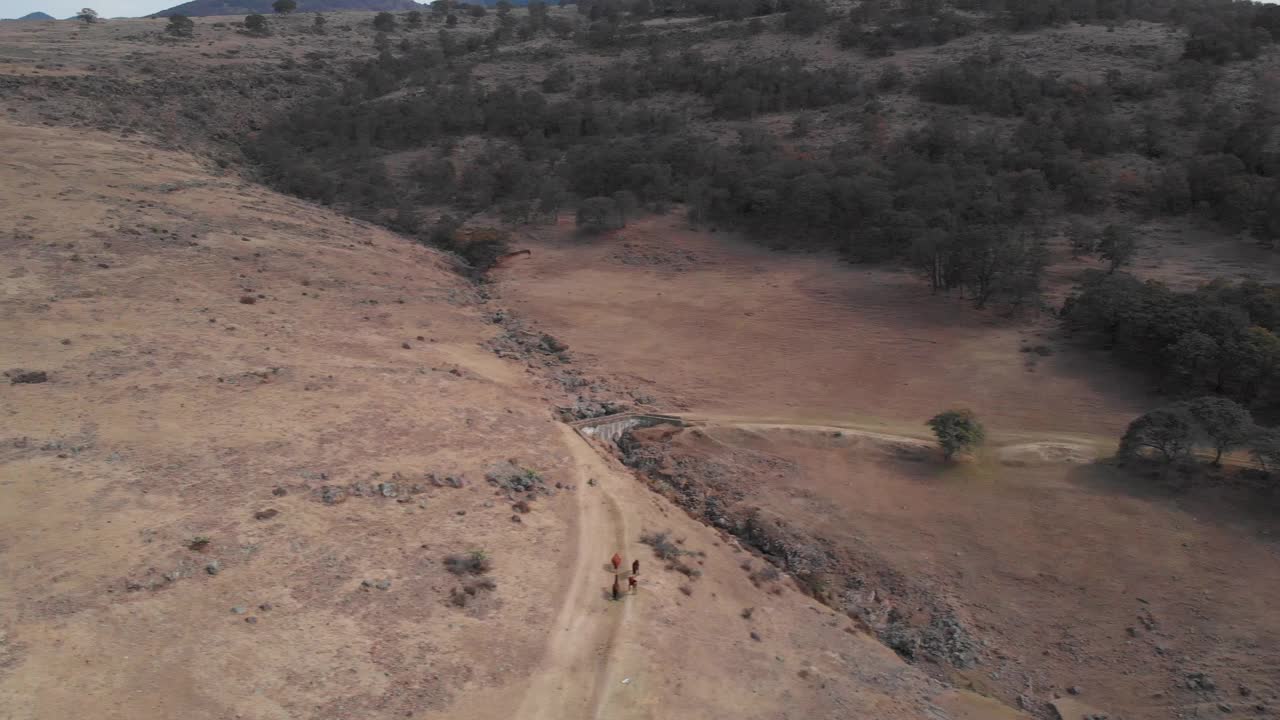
[1239,686,1251,697]
[1218,703,1232,713]
[253,508,279,520]
[205,560,221,575]
[319,485,347,505]
[401,342,411,349]
[272,486,287,497]
[375,579,391,590]
[510,514,522,523]
[485,461,549,494]
[231,606,247,615]
[7,369,48,385]
[377,482,397,498]
[750,631,762,642]
[539,333,568,353]
[1186,672,1215,691]
[1068,686,1082,696]
[238,295,256,305]
[258,602,272,611]
[245,616,258,625]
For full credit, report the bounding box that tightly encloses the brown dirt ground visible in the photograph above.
[496,213,1154,440]
[619,421,1280,719]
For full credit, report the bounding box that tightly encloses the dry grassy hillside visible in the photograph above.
[0,116,996,719]
[6,5,1280,720]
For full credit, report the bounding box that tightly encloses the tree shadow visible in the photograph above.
[1065,459,1280,535]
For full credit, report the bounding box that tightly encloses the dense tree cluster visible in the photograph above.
[596,50,861,118]
[1064,275,1280,416]
[1120,396,1271,468]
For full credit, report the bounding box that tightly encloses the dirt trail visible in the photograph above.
[514,425,637,720]
[676,413,1110,456]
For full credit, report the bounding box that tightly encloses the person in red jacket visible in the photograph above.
[611,552,623,570]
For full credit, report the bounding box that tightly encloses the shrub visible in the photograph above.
[166,14,194,37]
[576,196,621,232]
[243,13,269,34]
[749,565,781,586]
[272,0,296,13]
[927,409,985,461]
[373,11,397,31]
[640,530,682,560]
[444,549,492,575]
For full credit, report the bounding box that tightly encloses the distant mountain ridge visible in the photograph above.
[7,11,56,19]
[150,0,424,17]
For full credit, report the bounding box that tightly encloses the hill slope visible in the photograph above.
[0,114,971,719]
[8,12,55,20]
[150,0,422,16]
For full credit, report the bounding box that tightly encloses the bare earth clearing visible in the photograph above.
[495,217,1280,719]
[498,214,1153,439]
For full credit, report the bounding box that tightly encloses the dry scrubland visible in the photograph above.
[4,6,1280,720]
[0,49,993,720]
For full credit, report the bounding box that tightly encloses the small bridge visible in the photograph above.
[567,412,686,445]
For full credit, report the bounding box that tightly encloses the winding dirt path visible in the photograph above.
[514,424,636,720]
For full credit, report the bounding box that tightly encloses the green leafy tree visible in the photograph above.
[1185,396,1254,465]
[1067,219,1095,258]
[77,8,98,23]
[373,11,397,31]
[783,0,826,35]
[1165,331,1221,390]
[166,13,194,36]
[1098,223,1136,273]
[927,409,985,461]
[243,13,269,34]
[1119,404,1197,463]
[576,196,620,232]
[1250,427,1280,474]
[272,0,297,14]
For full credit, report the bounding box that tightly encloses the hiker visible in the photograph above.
[612,575,621,601]
[632,559,640,575]
[628,575,638,593]
[611,553,622,570]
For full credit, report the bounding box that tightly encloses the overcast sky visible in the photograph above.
[3,0,175,18]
